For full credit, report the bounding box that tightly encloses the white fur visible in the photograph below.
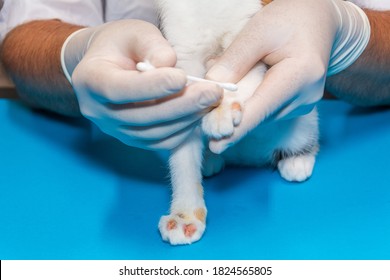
[278,154,316,182]
[156,0,319,245]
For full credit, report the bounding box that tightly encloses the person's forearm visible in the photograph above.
[325,10,390,106]
[0,20,84,116]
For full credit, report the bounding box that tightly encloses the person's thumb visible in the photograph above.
[131,22,177,68]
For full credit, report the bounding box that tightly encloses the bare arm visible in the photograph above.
[0,20,84,116]
[325,9,390,106]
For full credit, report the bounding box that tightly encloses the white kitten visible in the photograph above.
[155,0,319,245]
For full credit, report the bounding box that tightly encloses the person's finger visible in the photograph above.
[74,21,188,103]
[88,82,223,126]
[205,9,280,83]
[275,103,316,121]
[208,57,323,154]
[115,124,197,151]
[129,21,178,68]
[79,59,187,104]
[117,113,203,141]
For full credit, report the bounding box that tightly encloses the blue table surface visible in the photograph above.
[0,99,389,260]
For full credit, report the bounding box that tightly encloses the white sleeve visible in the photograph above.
[105,0,158,26]
[349,0,390,11]
[0,0,104,41]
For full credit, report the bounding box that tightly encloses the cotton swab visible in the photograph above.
[136,61,238,92]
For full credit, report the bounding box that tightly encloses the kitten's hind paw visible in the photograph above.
[158,208,207,245]
[278,154,315,182]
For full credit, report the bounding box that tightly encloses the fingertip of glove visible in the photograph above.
[197,84,224,107]
[161,68,188,93]
[209,140,230,155]
[206,64,234,83]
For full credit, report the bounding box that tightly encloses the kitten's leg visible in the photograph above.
[275,109,319,182]
[159,128,207,245]
[155,44,211,244]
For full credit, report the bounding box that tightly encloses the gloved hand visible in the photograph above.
[61,20,223,150]
[206,0,370,154]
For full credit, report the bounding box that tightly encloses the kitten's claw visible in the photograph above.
[159,208,207,245]
[231,102,242,126]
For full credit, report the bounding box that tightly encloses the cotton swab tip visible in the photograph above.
[186,75,238,92]
[217,82,238,92]
[136,61,155,72]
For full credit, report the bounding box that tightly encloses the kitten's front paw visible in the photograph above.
[158,208,207,245]
[202,102,242,140]
[278,154,315,182]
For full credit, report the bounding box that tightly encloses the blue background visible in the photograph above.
[0,99,389,260]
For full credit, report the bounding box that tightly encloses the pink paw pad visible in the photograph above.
[183,224,197,237]
[167,219,177,231]
[231,102,241,111]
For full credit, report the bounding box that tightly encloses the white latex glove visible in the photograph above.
[61,20,223,150]
[206,0,370,154]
